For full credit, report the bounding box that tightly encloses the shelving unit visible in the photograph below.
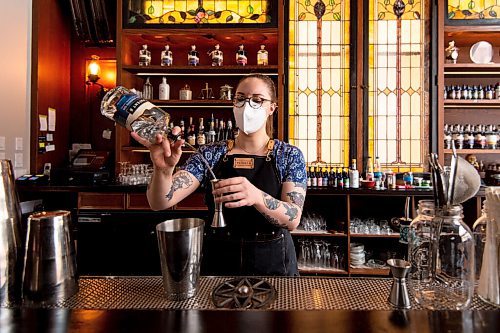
[438,4,500,166]
[444,149,499,155]
[295,189,434,276]
[115,0,286,168]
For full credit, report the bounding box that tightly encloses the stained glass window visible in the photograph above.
[126,0,272,25]
[288,1,351,167]
[368,0,429,172]
[447,0,500,20]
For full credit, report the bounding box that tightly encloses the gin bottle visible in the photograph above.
[161,45,173,66]
[139,44,151,66]
[101,86,172,143]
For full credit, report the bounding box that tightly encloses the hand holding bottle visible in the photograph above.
[131,127,184,172]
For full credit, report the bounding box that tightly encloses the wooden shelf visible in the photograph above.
[444,100,500,107]
[444,25,500,33]
[121,146,196,154]
[149,99,233,108]
[122,65,279,76]
[350,234,400,239]
[291,230,347,237]
[444,64,500,76]
[349,267,390,276]
[298,267,348,275]
[444,149,499,154]
[123,27,278,37]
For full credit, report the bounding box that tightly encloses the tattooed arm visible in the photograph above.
[255,182,306,231]
[147,169,200,210]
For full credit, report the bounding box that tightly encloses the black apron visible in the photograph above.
[202,140,298,276]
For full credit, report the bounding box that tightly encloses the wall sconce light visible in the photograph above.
[86,55,107,97]
[87,55,101,82]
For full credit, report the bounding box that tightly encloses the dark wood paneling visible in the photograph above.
[78,192,125,210]
[127,193,151,210]
[69,40,116,152]
[31,0,72,173]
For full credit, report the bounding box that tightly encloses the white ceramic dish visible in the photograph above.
[470,41,494,64]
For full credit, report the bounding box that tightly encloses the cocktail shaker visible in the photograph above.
[22,211,78,305]
[0,160,23,306]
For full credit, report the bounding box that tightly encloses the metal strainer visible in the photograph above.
[451,156,481,205]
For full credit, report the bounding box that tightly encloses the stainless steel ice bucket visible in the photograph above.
[22,211,78,305]
[0,160,23,306]
[156,218,204,301]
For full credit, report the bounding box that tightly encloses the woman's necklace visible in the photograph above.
[236,137,270,155]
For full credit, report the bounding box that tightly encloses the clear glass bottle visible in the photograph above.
[473,202,487,283]
[101,86,170,143]
[161,45,173,66]
[142,77,153,100]
[139,44,151,66]
[408,202,474,310]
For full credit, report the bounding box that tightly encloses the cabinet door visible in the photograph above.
[127,193,152,210]
[78,192,126,210]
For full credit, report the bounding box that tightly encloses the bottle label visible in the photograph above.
[115,94,158,130]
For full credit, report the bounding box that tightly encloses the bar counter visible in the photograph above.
[2,276,498,332]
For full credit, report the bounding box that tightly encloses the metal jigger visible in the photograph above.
[211,179,226,228]
[387,259,411,309]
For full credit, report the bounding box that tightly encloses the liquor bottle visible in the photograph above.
[158,77,170,100]
[374,156,382,186]
[197,118,206,146]
[317,166,323,187]
[365,157,374,181]
[323,168,329,188]
[307,167,312,187]
[217,120,224,141]
[139,44,151,66]
[257,44,268,66]
[236,44,248,66]
[188,45,199,66]
[343,168,350,189]
[187,123,196,147]
[311,166,318,187]
[161,45,173,67]
[226,120,234,140]
[332,168,338,188]
[208,44,223,66]
[337,167,344,189]
[349,159,360,189]
[101,86,172,143]
[208,121,216,144]
[142,77,153,100]
[478,85,485,99]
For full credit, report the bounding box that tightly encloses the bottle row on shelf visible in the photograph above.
[444,124,500,149]
[306,157,428,190]
[444,84,500,100]
[133,78,233,101]
[168,115,236,148]
[138,43,269,67]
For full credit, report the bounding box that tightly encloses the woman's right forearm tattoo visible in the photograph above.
[166,171,193,201]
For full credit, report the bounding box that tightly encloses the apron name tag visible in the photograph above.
[233,157,254,169]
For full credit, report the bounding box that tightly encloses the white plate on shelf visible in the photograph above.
[470,41,494,64]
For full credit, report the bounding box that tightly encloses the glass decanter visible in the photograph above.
[408,202,474,310]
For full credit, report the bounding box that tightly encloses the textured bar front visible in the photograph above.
[10,276,496,311]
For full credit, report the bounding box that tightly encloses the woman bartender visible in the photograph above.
[132,74,307,276]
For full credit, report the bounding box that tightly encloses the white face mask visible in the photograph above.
[233,103,268,135]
